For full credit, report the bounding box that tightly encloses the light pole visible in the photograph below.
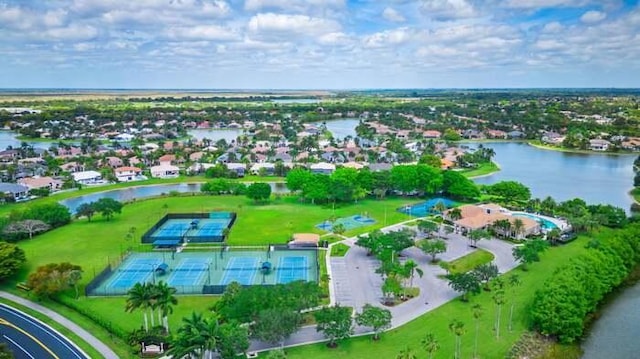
[206,264,211,284]
[148,264,157,284]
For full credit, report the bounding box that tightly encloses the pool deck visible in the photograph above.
[510,211,570,231]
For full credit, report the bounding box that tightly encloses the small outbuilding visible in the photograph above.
[289,233,320,248]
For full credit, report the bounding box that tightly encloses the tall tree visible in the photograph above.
[421,333,440,359]
[472,262,499,291]
[27,262,82,299]
[3,220,50,239]
[253,309,302,345]
[493,289,506,339]
[0,242,26,282]
[396,346,418,359]
[354,304,392,340]
[155,281,178,332]
[448,319,466,359]
[507,274,521,332]
[314,305,353,347]
[471,304,483,359]
[467,229,490,248]
[75,203,97,222]
[126,282,153,331]
[418,239,447,263]
[446,272,481,302]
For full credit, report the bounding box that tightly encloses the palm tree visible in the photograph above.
[420,333,440,359]
[403,260,423,289]
[448,319,466,359]
[507,275,521,332]
[512,219,525,239]
[449,208,462,221]
[155,281,178,332]
[493,289,506,339]
[471,304,483,359]
[126,282,152,331]
[396,346,417,359]
[433,200,448,214]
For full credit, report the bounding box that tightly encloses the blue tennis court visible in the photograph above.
[315,215,376,232]
[89,249,318,295]
[277,256,308,283]
[105,257,162,289]
[220,256,260,285]
[398,197,455,217]
[168,258,210,286]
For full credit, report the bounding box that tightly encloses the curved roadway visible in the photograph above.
[0,304,88,359]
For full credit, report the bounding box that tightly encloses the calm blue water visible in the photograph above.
[315,118,360,140]
[469,142,635,211]
[60,182,288,213]
[511,212,558,230]
[0,130,69,150]
[187,129,242,143]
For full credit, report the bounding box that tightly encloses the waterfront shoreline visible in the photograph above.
[527,141,637,156]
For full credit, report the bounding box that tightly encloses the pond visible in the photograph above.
[187,129,243,143]
[468,142,636,211]
[315,118,360,140]
[582,283,640,358]
[59,182,289,213]
[0,130,74,150]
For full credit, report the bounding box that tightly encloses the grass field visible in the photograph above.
[2,194,416,346]
[460,161,500,178]
[283,233,596,359]
[330,243,350,257]
[445,249,495,274]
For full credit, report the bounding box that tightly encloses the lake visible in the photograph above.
[187,129,243,143]
[468,142,636,211]
[582,283,640,358]
[315,118,360,140]
[59,182,289,213]
[0,130,63,150]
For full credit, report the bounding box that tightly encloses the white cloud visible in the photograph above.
[244,0,345,12]
[534,39,564,50]
[362,28,415,48]
[420,0,476,20]
[542,21,563,33]
[317,32,352,45]
[581,10,606,24]
[382,7,406,22]
[247,13,341,37]
[45,24,99,41]
[503,0,590,9]
[167,25,239,41]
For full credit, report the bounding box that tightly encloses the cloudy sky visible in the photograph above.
[1,0,639,89]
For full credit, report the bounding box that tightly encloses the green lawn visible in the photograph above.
[283,234,595,359]
[330,243,350,257]
[2,194,415,347]
[445,249,495,274]
[460,161,500,178]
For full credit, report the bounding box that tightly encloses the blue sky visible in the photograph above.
[0,0,639,89]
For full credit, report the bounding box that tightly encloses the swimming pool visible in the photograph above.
[398,197,455,217]
[511,212,558,230]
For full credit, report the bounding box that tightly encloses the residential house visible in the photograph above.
[541,132,564,145]
[72,171,104,185]
[158,154,176,164]
[18,176,63,192]
[115,166,144,182]
[507,131,525,139]
[225,163,246,177]
[423,130,442,139]
[0,183,29,201]
[59,162,85,173]
[0,149,20,163]
[150,164,180,179]
[310,162,336,174]
[250,163,275,175]
[486,130,507,139]
[105,156,124,168]
[589,139,611,151]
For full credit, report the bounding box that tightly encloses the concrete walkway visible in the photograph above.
[248,222,519,354]
[0,291,119,359]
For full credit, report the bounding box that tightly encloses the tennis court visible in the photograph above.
[141,212,236,246]
[104,257,162,289]
[277,256,308,283]
[168,258,211,287]
[88,249,318,296]
[316,214,376,232]
[221,257,260,285]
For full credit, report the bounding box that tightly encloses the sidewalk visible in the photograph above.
[0,291,119,359]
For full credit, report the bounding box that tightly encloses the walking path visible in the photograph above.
[248,220,519,354]
[0,291,119,359]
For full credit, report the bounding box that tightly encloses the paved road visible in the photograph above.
[248,228,519,354]
[0,304,88,359]
[0,292,118,359]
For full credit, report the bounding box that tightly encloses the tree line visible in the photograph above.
[530,221,640,343]
[286,165,480,204]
